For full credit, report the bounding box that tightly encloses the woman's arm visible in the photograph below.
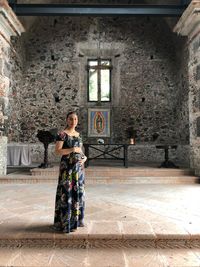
[55,141,81,156]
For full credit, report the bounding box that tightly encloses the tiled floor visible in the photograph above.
[0,180,200,266]
[1,247,200,267]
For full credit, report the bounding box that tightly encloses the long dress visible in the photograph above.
[53,131,85,233]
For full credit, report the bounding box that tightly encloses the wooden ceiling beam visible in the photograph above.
[8,3,188,17]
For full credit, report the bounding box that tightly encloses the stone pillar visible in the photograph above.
[0,0,24,174]
[174,0,200,175]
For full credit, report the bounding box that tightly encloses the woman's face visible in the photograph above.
[67,113,78,128]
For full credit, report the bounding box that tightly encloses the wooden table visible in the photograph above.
[156,145,178,168]
[83,144,131,168]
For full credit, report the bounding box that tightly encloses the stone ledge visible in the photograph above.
[30,166,194,177]
[0,175,198,184]
[0,237,199,249]
[0,220,199,249]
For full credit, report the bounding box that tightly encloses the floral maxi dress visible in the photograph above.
[53,132,85,233]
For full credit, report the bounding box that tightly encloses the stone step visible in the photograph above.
[0,174,198,184]
[86,176,198,184]
[30,166,194,177]
[1,236,199,250]
[0,225,199,250]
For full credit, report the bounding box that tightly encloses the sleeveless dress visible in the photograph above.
[53,131,85,233]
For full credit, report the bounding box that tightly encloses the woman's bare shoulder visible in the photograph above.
[75,131,80,137]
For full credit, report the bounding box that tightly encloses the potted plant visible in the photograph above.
[126,126,137,144]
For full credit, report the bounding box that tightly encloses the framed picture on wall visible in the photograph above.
[88,108,110,137]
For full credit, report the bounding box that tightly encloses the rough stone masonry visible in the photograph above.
[4,2,191,166]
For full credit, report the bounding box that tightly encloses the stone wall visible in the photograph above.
[6,36,25,142]
[173,0,200,174]
[0,137,7,175]
[174,38,190,145]
[0,38,10,122]
[0,0,25,174]
[7,15,190,165]
[30,143,190,167]
[188,34,200,173]
[18,16,188,142]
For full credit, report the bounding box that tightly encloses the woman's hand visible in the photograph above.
[72,147,82,153]
[79,156,87,166]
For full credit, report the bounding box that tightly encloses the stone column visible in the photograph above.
[174,0,200,175]
[0,0,24,174]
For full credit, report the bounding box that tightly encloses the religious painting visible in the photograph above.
[88,108,110,137]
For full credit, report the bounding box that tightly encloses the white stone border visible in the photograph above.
[0,2,24,46]
[174,0,200,40]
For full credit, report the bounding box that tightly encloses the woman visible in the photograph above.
[53,111,87,233]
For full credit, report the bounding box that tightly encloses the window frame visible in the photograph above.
[87,58,112,103]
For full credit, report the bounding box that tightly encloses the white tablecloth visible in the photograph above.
[7,143,31,166]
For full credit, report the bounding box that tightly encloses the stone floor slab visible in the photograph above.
[1,247,200,267]
[121,220,155,239]
[87,248,125,267]
[161,249,200,267]
[124,248,166,267]
[89,221,122,238]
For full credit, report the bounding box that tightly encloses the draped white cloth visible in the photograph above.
[7,143,31,166]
